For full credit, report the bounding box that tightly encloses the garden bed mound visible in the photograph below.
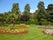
[42,29,53,36]
[0,28,28,34]
[39,25,53,29]
[0,24,29,34]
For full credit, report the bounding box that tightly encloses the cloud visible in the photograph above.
[30,10,35,13]
[45,7,47,9]
[30,8,38,13]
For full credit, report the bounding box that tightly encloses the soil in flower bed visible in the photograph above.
[0,24,29,34]
[0,26,28,34]
[39,25,53,29]
[42,29,53,36]
[0,29,28,34]
[10,24,29,29]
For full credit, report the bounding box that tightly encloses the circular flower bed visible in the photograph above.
[42,29,53,36]
[39,25,53,29]
[0,24,29,34]
[0,28,28,34]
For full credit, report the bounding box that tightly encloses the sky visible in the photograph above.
[0,0,53,13]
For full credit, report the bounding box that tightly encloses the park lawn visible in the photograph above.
[0,25,53,40]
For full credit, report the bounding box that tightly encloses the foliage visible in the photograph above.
[20,4,31,21]
[47,4,53,22]
[12,3,20,14]
[20,15,29,21]
[37,1,48,25]
[0,2,53,25]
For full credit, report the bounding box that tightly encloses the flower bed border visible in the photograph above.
[0,29,28,34]
[42,30,53,36]
[39,26,53,29]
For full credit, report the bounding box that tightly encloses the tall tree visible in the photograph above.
[7,13,18,30]
[0,14,6,25]
[12,3,20,14]
[47,4,53,22]
[37,1,48,25]
[25,4,30,12]
[23,4,30,15]
[20,4,30,21]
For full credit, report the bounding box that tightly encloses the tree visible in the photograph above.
[0,14,6,25]
[12,3,20,14]
[47,4,53,22]
[7,13,18,30]
[7,13,18,24]
[20,15,29,21]
[21,4,30,21]
[37,1,48,25]
[11,3,21,21]
[25,4,30,12]
[23,4,31,15]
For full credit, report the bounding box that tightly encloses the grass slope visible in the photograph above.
[0,25,53,40]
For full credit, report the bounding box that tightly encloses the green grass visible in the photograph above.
[0,25,53,40]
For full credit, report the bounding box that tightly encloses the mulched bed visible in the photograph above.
[0,24,29,34]
[0,28,28,34]
[42,29,53,36]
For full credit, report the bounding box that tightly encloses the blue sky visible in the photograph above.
[0,0,53,13]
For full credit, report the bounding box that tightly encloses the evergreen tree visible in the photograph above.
[37,1,48,25]
[12,3,20,14]
[20,4,30,21]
